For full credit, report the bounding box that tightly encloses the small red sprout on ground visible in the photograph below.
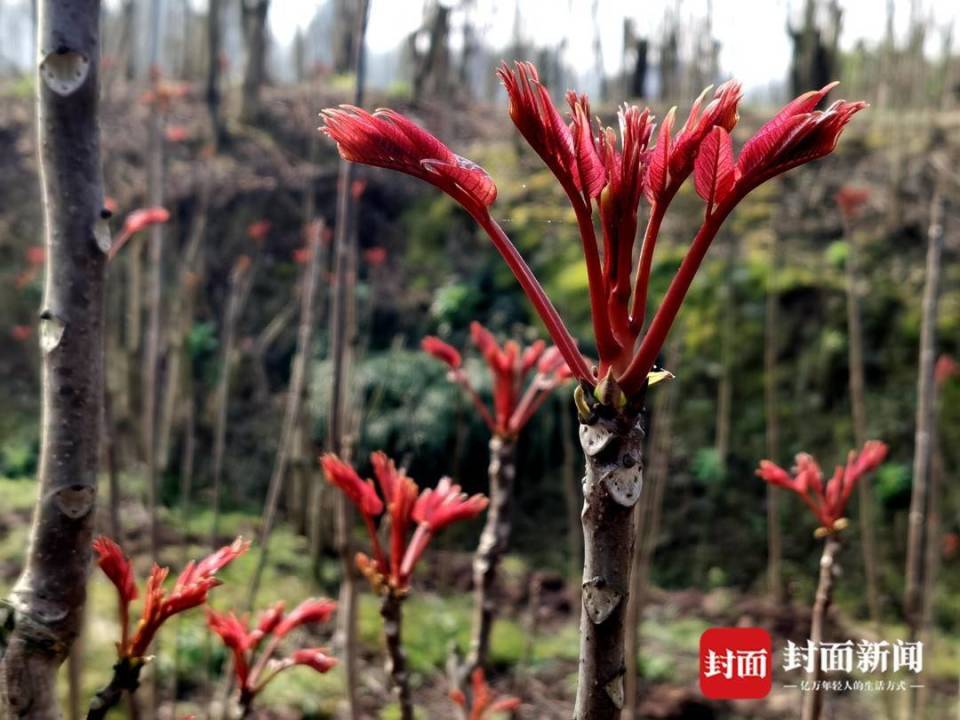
[207,598,337,714]
[450,668,522,719]
[756,441,888,535]
[321,64,865,403]
[322,452,488,594]
[108,207,171,260]
[422,322,572,437]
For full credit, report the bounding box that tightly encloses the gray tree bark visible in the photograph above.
[466,435,516,673]
[0,2,106,716]
[574,397,645,720]
[328,3,369,717]
[904,176,944,637]
[801,537,841,720]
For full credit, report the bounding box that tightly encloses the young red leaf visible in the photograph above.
[694,126,736,211]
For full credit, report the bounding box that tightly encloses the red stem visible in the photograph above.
[622,195,738,391]
[473,211,593,382]
[452,370,497,433]
[566,185,621,366]
[363,514,387,575]
[629,200,667,333]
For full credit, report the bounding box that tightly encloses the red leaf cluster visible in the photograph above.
[93,536,249,659]
[321,64,864,401]
[322,452,487,593]
[756,441,888,532]
[207,598,336,700]
[422,322,572,436]
[450,668,522,719]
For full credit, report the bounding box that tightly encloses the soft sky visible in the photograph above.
[270,0,959,93]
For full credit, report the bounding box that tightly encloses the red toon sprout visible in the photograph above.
[756,441,888,533]
[108,207,171,261]
[207,598,336,713]
[93,536,248,659]
[835,185,871,218]
[450,668,522,719]
[321,63,865,401]
[422,322,573,437]
[322,451,487,593]
[164,125,190,143]
[247,219,271,243]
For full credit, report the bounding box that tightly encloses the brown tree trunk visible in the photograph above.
[247,220,323,608]
[240,0,269,124]
[466,435,516,674]
[0,2,106,716]
[575,402,645,720]
[802,537,841,720]
[842,214,882,628]
[381,593,414,720]
[329,4,370,718]
[624,346,677,719]
[904,176,944,637]
[764,228,784,604]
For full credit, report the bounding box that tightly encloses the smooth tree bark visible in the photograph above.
[247,220,323,608]
[466,435,516,673]
[0,2,106,716]
[764,227,784,604]
[842,212,882,627]
[574,387,645,720]
[380,593,414,720]
[802,537,842,720]
[904,175,944,637]
[328,3,369,717]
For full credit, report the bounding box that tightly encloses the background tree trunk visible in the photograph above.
[206,0,228,148]
[466,435,516,674]
[328,4,370,718]
[802,537,841,720]
[240,0,269,123]
[764,227,784,604]
[904,172,944,638]
[247,219,323,608]
[143,0,165,566]
[209,258,254,547]
[0,2,105,715]
[842,211,882,628]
